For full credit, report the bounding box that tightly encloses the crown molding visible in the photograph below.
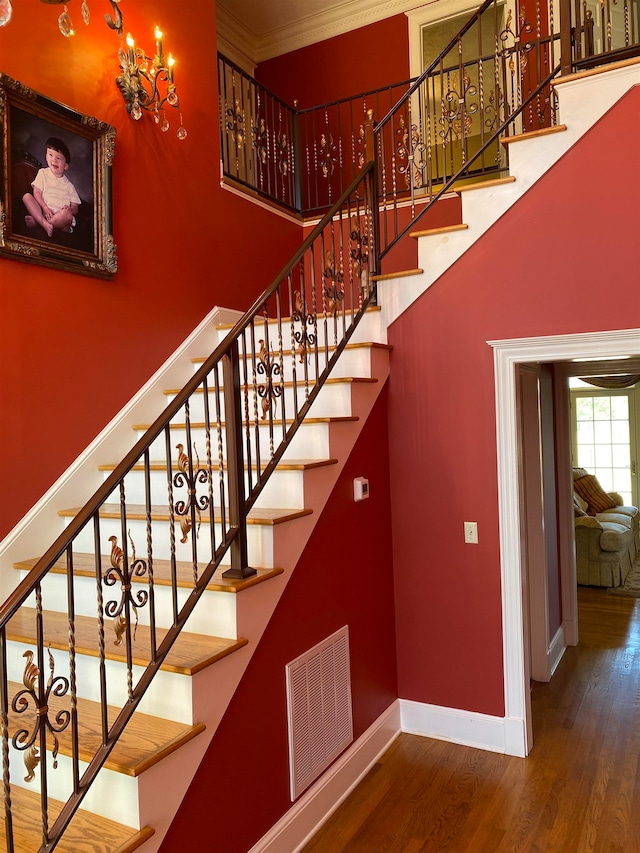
[217,0,429,66]
[216,7,258,74]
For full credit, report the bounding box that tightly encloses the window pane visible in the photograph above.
[594,421,612,443]
[611,420,630,443]
[575,398,593,420]
[576,446,595,469]
[594,445,613,468]
[593,397,611,419]
[577,421,594,443]
[612,445,630,467]
[612,469,631,494]
[610,396,629,419]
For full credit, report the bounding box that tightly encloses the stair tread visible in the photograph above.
[456,175,516,192]
[58,503,313,525]
[132,414,359,430]
[500,123,568,145]
[191,340,391,364]
[371,269,423,281]
[0,785,154,853]
[97,457,339,473]
[7,680,205,777]
[13,557,283,592]
[213,305,382,332]
[409,223,468,239]
[163,376,377,395]
[7,608,247,675]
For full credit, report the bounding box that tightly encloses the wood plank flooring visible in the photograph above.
[303,587,640,853]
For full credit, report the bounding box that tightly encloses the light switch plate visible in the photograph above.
[464,521,478,544]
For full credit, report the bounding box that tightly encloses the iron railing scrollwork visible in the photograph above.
[218,0,639,220]
[3,1,640,848]
[0,163,378,852]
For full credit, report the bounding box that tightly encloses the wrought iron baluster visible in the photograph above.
[164,427,179,623]
[93,514,108,741]
[143,449,157,659]
[66,547,79,794]
[213,361,227,540]
[201,376,217,569]
[239,329,254,498]
[275,288,287,438]
[0,627,13,853]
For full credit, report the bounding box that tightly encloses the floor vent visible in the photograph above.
[286,625,353,801]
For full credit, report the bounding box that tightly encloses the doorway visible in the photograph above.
[490,328,640,757]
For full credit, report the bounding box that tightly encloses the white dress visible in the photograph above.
[32,167,81,224]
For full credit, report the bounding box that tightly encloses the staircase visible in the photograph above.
[2,13,640,850]
[0,250,390,851]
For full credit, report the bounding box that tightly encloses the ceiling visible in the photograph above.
[216,0,418,69]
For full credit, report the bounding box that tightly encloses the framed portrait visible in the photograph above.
[0,73,117,278]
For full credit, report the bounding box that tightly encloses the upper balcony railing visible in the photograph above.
[218,0,640,221]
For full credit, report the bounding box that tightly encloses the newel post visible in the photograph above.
[559,0,573,77]
[221,343,256,580]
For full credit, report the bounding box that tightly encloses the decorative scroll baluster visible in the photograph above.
[173,439,210,547]
[104,532,148,646]
[0,629,14,853]
[12,643,70,788]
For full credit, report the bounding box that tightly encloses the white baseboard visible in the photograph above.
[250,691,532,852]
[249,701,401,853]
[548,624,567,679]
[400,698,522,756]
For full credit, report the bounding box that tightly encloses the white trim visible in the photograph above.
[249,701,401,853]
[400,698,515,753]
[490,329,640,758]
[218,0,432,64]
[406,0,486,79]
[220,173,302,226]
[548,625,566,679]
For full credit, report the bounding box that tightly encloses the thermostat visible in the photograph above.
[353,477,370,501]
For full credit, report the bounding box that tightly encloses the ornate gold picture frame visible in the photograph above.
[0,73,117,278]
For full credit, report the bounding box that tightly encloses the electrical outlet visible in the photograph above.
[464,521,478,544]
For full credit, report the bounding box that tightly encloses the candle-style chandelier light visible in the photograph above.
[0,0,186,139]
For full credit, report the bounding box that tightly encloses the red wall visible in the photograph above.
[160,391,398,853]
[389,85,640,717]
[0,0,301,539]
[257,15,410,107]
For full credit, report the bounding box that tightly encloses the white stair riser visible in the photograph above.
[7,745,140,829]
[6,640,194,723]
[62,516,275,568]
[18,573,238,638]
[103,466,306,511]
[164,380,354,422]
[139,420,332,463]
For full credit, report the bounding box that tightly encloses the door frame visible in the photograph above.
[490,328,640,757]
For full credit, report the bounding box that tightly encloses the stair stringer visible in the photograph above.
[0,306,243,601]
[127,344,391,853]
[376,59,640,331]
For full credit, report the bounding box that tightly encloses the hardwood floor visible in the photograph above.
[302,587,640,852]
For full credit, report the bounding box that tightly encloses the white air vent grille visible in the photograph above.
[286,625,353,801]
